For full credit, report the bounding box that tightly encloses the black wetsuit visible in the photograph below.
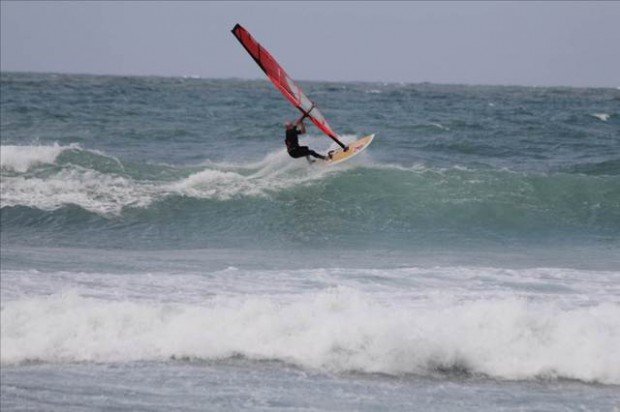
[285,127,325,160]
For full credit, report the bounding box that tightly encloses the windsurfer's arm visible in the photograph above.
[295,115,307,134]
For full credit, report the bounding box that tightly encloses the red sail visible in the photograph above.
[231,23,339,141]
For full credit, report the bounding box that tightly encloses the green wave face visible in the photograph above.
[2,145,618,250]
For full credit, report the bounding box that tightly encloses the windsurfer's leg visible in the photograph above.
[289,146,325,160]
[308,150,326,160]
[287,148,306,158]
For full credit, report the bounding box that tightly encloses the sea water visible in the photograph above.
[1,72,619,410]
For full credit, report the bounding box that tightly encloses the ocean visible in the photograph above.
[1,71,619,410]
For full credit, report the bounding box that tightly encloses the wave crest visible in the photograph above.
[2,289,618,384]
[2,145,618,242]
[0,143,78,172]
[0,145,345,214]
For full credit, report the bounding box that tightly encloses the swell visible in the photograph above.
[2,144,619,248]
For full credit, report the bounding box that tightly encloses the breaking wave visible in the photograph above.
[0,143,77,173]
[2,289,619,384]
[2,143,619,248]
[0,144,340,214]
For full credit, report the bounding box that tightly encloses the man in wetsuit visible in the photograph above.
[284,116,329,161]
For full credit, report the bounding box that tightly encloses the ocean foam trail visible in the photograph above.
[169,149,340,200]
[1,168,158,215]
[0,148,345,214]
[0,144,78,172]
[2,290,619,384]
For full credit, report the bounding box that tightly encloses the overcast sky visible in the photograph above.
[1,1,619,87]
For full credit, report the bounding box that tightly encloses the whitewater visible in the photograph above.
[1,72,619,410]
[3,269,620,384]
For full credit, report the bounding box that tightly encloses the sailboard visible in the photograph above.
[231,23,374,160]
[325,134,374,165]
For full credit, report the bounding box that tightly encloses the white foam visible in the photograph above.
[0,143,78,172]
[170,149,336,200]
[430,122,450,131]
[592,113,610,121]
[0,148,346,215]
[1,289,618,384]
[1,167,158,215]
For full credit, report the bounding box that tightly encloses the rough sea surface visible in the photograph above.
[1,72,619,410]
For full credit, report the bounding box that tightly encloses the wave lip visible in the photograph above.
[2,290,619,385]
[0,143,78,173]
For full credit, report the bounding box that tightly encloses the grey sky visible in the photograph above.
[1,1,619,87]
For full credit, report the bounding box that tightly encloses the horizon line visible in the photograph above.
[1,69,617,91]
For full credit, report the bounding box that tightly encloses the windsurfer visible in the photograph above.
[284,116,330,161]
